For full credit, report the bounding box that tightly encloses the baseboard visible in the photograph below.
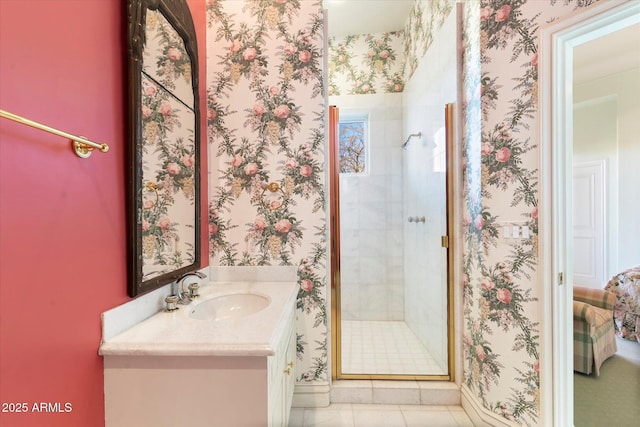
[460,384,518,427]
[292,382,331,408]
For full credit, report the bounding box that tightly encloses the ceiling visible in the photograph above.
[574,23,640,84]
[322,1,640,82]
[324,0,414,37]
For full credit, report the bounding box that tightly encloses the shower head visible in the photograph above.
[401,132,422,150]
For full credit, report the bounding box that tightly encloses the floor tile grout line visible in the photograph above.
[341,319,447,375]
[298,404,473,427]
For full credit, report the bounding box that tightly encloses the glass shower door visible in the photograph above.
[330,100,454,380]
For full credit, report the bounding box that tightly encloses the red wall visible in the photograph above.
[0,1,207,426]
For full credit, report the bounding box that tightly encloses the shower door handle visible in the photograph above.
[441,235,449,248]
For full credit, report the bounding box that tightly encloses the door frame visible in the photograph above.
[329,105,342,380]
[538,1,639,425]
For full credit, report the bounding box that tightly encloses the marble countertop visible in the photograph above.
[99,281,298,357]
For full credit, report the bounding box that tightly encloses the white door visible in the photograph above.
[573,160,606,288]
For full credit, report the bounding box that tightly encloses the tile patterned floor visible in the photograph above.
[289,404,474,427]
[341,320,447,375]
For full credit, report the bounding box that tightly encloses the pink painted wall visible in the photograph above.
[0,1,206,426]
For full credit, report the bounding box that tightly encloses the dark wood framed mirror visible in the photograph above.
[127,0,201,297]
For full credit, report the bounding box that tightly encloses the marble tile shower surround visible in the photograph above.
[331,93,404,322]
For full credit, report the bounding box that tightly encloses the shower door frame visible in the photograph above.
[330,104,456,381]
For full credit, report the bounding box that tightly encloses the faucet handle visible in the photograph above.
[164,295,179,312]
[188,283,200,299]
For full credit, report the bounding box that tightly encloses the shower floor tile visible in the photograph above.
[341,320,446,376]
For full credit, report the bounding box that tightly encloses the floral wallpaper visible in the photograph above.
[141,10,197,281]
[403,0,455,80]
[143,10,194,107]
[460,0,601,425]
[205,0,328,382]
[326,0,455,96]
[328,31,405,95]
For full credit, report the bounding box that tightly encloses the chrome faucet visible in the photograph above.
[173,271,207,305]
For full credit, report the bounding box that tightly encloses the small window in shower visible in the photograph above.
[338,114,368,174]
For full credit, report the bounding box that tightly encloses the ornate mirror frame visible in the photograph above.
[127,0,201,297]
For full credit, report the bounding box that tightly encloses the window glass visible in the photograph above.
[338,116,367,174]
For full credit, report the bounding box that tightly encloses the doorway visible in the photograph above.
[539,1,640,424]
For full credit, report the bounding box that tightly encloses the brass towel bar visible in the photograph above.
[0,109,110,158]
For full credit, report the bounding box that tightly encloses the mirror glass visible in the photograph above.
[127,0,200,297]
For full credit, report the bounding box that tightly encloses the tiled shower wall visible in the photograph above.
[331,93,405,321]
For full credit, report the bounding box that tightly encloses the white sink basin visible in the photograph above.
[189,293,271,321]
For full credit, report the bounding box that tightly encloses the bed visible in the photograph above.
[603,265,640,342]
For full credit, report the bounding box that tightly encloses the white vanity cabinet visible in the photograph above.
[100,281,298,427]
[268,310,296,426]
